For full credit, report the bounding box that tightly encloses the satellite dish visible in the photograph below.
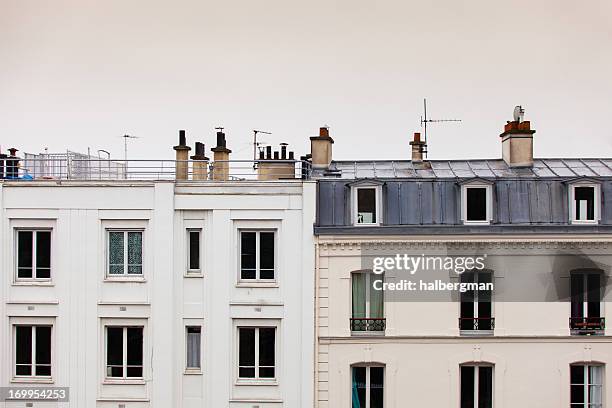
[513,105,525,122]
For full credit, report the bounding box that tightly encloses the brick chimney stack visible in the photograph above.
[500,106,535,167]
[310,127,334,169]
[173,130,191,181]
[211,129,232,181]
[409,132,426,163]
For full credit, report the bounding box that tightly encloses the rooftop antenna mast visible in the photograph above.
[420,98,462,158]
[120,134,140,162]
[253,129,272,168]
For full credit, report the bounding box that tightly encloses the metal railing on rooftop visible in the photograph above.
[1,158,312,181]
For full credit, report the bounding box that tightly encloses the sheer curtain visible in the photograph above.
[590,365,603,407]
[369,274,384,319]
[187,329,201,369]
[352,273,366,318]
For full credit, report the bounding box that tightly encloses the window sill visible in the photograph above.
[570,220,599,225]
[184,271,204,278]
[184,369,203,375]
[236,282,279,288]
[353,223,380,227]
[12,281,54,287]
[351,331,386,337]
[103,378,146,385]
[235,379,278,386]
[11,377,54,384]
[104,277,146,283]
[460,330,494,337]
[462,221,491,225]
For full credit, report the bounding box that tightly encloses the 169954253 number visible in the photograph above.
[1,387,69,401]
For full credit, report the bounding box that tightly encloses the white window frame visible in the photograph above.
[185,325,202,373]
[186,228,203,276]
[351,364,385,408]
[14,228,52,282]
[569,183,601,225]
[104,325,144,380]
[11,317,55,383]
[12,324,53,380]
[238,229,277,283]
[460,364,494,408]
[461,184,492,225]
[105,229,144,278]
[352,185,382,226]
[235,322,279,384]
[570,364,604,408]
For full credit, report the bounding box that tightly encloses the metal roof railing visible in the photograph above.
[0,158,312,181]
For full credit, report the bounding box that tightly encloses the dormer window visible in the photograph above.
[351,181,383,226]
[570,183,600,224]
[461,181,492,225]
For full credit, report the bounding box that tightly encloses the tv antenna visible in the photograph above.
[253,129,272,167]
[420,98,462,158]
[119,134,140,162]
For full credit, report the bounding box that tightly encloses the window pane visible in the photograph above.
[127,232,142,275]
[108,232,124,274]
[460,272,475,330]
[369,275,384,319]
[571,365,584,385]
[357,188,376,224]
[240,232,256,280]
[370,366,384,408]
[238,328,255,378]
[126,327,143,377]
[186,326,201,369]
[589,366,603,406]
[17,231,33,278]
[460,366,475,408]
[36,231,51,279]
[107,327,123,377]
[189,231,200,270]
[352,273,366,319]
[587,274,601,317]
[258,328,275,378]
[467,188,487,221]
[35,326,51,376]
[570,274,585,318]
[352,366,366,408]
[259,232,275,279]
[575,187,595,220]
[15,326,32,376]
[478,366,493,408]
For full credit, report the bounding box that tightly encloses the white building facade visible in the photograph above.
[0,135,316,408]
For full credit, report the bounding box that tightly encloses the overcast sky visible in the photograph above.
[1,0,611,162]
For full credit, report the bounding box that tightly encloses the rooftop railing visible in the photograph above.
[0,158,312,181]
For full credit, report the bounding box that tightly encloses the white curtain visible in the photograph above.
[187,330,201,369]
[590,365,603,407]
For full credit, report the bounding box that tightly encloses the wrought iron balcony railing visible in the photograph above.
[459,317,495,331]
[569,317,605,332]
[350,318,386,332]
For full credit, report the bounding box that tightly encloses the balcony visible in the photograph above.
[459,317,495,335]
[570,317,605,335]
[350,318,386,333]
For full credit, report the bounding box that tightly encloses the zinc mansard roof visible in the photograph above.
[320,158,612,180]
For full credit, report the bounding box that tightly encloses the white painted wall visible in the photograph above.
[0,180,315,408]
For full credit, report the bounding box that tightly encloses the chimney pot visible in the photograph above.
[280,143,287,159]
[8,148,18,157]
[259,150,265,160]
[319,127,329,138]
[273,151,279,160]
[266,146,272,159]
[179,130,186,146]
[288,151,295,160]
[413,132,421,142]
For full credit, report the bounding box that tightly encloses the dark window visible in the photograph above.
[238,327,275,379]
[460,272,493,331]
[570,272,603,333]
[186,326,201,369]
[15,325,51,377]
[240,231,275,280]
[106,326,143,378]
[238,328,256,378]
[351,366,384,408]
[258,327,275,378]
[188,230,201,271]
[574,186,595,221]
[357,188,377,224]
[466,187,488,222]
[570,364,603,407]
[17,230,51,279]
[461,365,493,408]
